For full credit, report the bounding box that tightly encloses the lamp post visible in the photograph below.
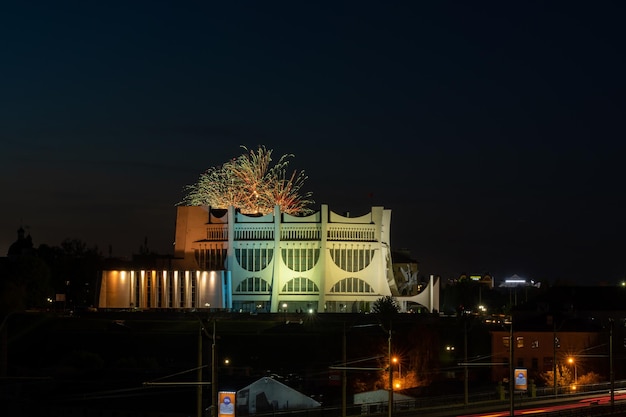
[198,324,203,417]
[508,317,514,417]
[553,319,558,398]
[464,317,468,406]
[342,324,347,417]
[211,320,217,417]
[392,356,401,379]
[388,328,393,417]
[568,357,577,385]
[610,318,614,408]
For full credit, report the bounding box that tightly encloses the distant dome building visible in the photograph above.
[7,227,33,259]
[98,205,439,313]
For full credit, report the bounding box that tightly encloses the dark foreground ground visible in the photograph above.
[1,311,494,416]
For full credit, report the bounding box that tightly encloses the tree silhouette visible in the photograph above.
[372,296,400,317]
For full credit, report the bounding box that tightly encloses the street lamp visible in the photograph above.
[568,357,577,385]
[392,356,402,379]
[388,328,392,417]
[506,315,513,417]
[282,303,288,322]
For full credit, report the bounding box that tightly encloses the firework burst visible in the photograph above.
[179,145,314,215]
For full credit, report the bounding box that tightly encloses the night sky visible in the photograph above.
[2,1,625,284]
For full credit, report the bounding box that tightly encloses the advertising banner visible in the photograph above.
[514,368,528,391]
[218,391,236,417]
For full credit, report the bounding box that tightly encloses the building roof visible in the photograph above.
[353,389,415,404]
[236,376,321,413]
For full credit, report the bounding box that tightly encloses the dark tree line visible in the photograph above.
[0,238,103,318]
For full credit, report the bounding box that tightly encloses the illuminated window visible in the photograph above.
[281,248,320,271]
[235,248,274,272]
[330,278,373,293]
[235,277,271,293]
[168,274,173,307]
[195,247,228,270]
[190,277,196,308]
[330,248,375,272]
[281,277,319,293]
[134,275,140,307]
[179,276,185,307]
[146,273,152,308]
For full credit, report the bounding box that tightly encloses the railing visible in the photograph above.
[281,226,321,240]
[326,226,376,242]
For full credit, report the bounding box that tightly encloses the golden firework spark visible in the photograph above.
[179,145,314,215]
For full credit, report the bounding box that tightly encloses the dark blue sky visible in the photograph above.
[2,1,625,284]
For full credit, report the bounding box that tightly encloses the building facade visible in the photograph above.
[98,204,439,313]
[489,327,603,385]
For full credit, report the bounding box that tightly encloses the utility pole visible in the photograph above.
[509,318,514,417]
[610,318,614,408]
[212,320,217,417]
[342,323,347,417]
[464,318,468,405]
[553,319,557,399]
[198,324,203,417]
[388,327,393,417]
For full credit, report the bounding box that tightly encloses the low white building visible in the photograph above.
[236,377,321,414]
[353,389,415,414]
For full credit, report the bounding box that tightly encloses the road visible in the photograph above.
[454,391,626,417]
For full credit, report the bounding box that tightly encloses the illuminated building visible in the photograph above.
[99,204,439,313]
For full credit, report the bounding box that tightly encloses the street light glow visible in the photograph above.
[568,356,577,384]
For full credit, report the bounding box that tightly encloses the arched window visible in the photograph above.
[194,247,228,270]
[281,277,319,293]
[235,277,272,293]
[329,248,375,272]
[330,277,374,293]
[281,248,320,271]
[235,248,274,272]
